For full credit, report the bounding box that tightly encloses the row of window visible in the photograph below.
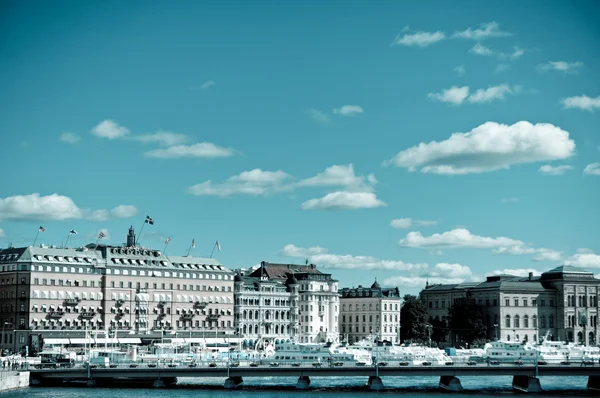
[505,314,555,328]
[566,295,598,308]
[341,302,398,312]
[341,325,398,334]
[342,314,398,323]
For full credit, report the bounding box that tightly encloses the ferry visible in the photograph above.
[270,341,372,366]
[345,337,452,365]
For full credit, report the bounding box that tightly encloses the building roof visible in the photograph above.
[248,261,326,281]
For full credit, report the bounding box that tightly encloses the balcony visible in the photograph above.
[194,301,207,310]
[47,311,64,318]
[65,298,80,306]
[157,301,166,308]
[79,312,96,319]
[116,299,125,307]
[206,314,221,322]
[181,313,195,320]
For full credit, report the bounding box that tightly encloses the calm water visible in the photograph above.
[0,376,595,397]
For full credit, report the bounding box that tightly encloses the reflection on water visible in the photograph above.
[1,376,594,398]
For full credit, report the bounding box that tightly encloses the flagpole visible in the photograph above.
[163,241,170,255]
[32,230,41,247]
[186,240,194,257]
[64,233,72,248]
[137,221,146,247]
[209,241,217,259]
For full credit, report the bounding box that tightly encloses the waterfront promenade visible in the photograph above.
[29,360,600,392]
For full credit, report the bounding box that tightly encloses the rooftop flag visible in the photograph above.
[216,240,221,251]
[98,231,106,239]
[191,239,195,248]
[39,226,46,232]
[70,229,77,235]
[165,236,171,244]
[145,215,154,225]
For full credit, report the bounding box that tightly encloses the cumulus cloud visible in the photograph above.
[297,164,376,192]
[0,228,5,238]
[390,218,437,229]
[301,192,386,210]
[428,86,470,105]
[584,163,600,176]
[130,131,187,146]
[383,275,466,288]
[333,105,364,117]
[384,121,575,175]
[492,268,541,277]
[453,22,511,40]
[280,244,328,257]
[539,164,574,175]
[145,143,235,159]
[311,253,427,272]
[60,132,81,144]
[539,61,583,74]
[454,65,466,76]
[393,29,446,47]
[493,245,562,262]
[87,205,139,221]
[468,84,517,103]
[399,228,523,249]
[91,120,130,139]
[433,263,472,278]
[562,95,600,112]
[470,43,494,56]
[307,109,331,124]
[188,169,292,197]
[564,251,600,268]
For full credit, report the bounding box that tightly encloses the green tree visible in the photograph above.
[400,294,429,343]
[447,297,487,346]
[430,318,449,346]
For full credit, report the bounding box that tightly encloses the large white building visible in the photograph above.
[339,281,401,344]
[247,262,339,344]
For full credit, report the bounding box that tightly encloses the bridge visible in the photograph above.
[29,361,600,393]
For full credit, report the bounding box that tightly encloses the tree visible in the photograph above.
[447,297,487,347]
[400,294,429,343]
[430,317,449,346]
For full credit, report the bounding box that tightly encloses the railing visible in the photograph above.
[65,298,80,305]
[47,311,65,318]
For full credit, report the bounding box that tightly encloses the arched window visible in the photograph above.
[532,315,537,328]
[523,315,529,328]
[505,315,511,328]
[540,315,546,328]
[363,304,366,311]
[514,315,520,328]
[549,315,555,328]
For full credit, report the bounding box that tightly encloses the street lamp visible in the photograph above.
[493,324,498,341]
[426,324,432,348]
[1,322,10,355]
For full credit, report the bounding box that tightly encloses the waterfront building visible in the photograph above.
[233,271,299,347]
[420,266,600,346]
[0,226,234,354]
[338,281,401,344]
[246,262,339,344]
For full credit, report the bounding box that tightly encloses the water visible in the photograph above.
[0,376,594,397]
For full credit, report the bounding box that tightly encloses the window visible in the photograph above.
[514,315,520,328]
[505,299,510,307]
[532,299,537,307]
[524,315,529,328]
[533,315,537,328]
[514,299,519,307]
[505,315,511,328]
[549,315,555,328]
[523,299,528,307]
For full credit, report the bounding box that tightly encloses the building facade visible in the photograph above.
[0,226,234,354]
[247,262,339,344]
[420,266,600,347]
[338,281,401,344]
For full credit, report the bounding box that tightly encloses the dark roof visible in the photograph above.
[248,261,325,281]
[371,280,381,289]
[544,265,592,275]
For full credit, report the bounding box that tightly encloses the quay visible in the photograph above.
[29,362,600,393]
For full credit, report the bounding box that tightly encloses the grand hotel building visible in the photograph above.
[0,227,234,354]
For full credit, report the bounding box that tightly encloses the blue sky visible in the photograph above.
[1,0,599,294]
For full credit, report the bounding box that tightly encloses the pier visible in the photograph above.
[29,361,600,392]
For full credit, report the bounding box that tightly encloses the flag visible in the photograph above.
[70,229,77,235]
[165,236,171,244]
[216,240,221,251]
[191,239,195,248]
[39,226,46,232]
[98,231,106,239]
[145,215,154,225]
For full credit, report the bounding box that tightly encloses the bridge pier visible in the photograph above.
[153,378,165,388]
[439,376,463,392]
[296,376,311,390]
[512,376,542,393]
[224,376,244,389]
[588,376,600,391]
[86,380,96,387]
[367,376,384,391]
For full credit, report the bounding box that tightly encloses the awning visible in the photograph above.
[44,338,70,345]
[185,338,204,343]
[170,338,186,343]
[70,338,94,344]
[95,338,119,344]
[118,338,142,344]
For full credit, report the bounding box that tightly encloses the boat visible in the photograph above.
[344,336,452,365]
[270,340,372,366]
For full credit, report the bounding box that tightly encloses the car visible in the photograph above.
[514,360,524,365]
[333,361,344,367]
[249,362,260,367]
[188,363,197,368]
[490,360,500,365]
[269,362,280,367]
[537,360,548,365]
[377,362,388,367]
[312,362,322,368]
[445,361,454,366]
[148,363,157,368]
[422,361,432,366]
[208,362,218,368]
[291,363,301,367]
[129,363,138,368]
[168,363,178,368]
[229,362,240,367]
[109,364,118,368]
[560,361,571,365]
[399,361,409,366]
[467,361,477,366]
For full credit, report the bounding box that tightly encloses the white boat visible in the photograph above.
[346,336,452,365]
[271,341,372,366]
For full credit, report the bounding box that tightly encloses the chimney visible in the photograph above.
[528,272,533,281]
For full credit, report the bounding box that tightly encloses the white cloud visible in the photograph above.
[310,253,427,272]
[562,95,600,112]
[470,43,494,56]
[298,164,376,192]
[584,163,600,176]
[454,65,466,76]
[453,22,512,40]
[493,245,562,262]
[280,244,328,257]
[188,169,292,197]
[539,164,574,175]
[399,228,523,249]
[495,64,510,73]
[145,143,235,159]
[393,30,445,47]
[0,193,83,221]
[200,80,215,90]
[468,84,515,103]
[493,245,536,255]
[492,268,541,277]
[307,109,331,124]
[391,218,437,229]
[60,132,81,144]
[532,249,563,262]
[130,131,187,146]
[333,105,364,117]
[0,228,5,238]
[301,192,386,210]
[383,275,465,288]
[87,205,139,221]
[91,120,130,140]
[385,121,575,175]
[539,61,583,74]
[502,197,519,203]
[499,46,525,60]
[564,251,600,268]
[428,86,470,105]
[433,263,472,278]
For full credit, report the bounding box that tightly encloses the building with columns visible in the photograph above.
[246,262,339,344]
[420,266,600,347]
[338,281,401,344]
[0,226,234,354]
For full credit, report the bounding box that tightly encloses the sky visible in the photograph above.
[1,0,599,294]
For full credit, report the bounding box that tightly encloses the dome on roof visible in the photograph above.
[371,280,381,289]
[285,273,299,285]
[234,274,243,282]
